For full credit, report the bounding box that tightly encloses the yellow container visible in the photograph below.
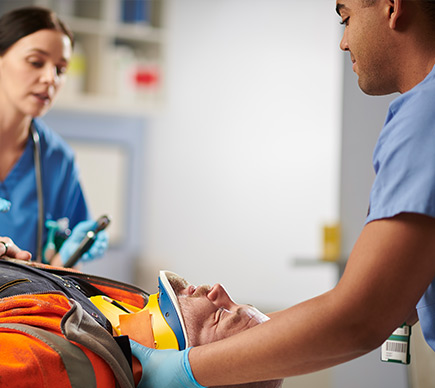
[322,223,341,262]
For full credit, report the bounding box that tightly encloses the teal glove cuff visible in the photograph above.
[184,348,206,388]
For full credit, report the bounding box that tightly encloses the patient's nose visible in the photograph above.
[207,284,237,310]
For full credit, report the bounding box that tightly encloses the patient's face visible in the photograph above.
[168,274,282,388]
[167,273,269,346]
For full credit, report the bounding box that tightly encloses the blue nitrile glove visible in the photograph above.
[59,219,109,264]
[129,340,206,388]
[0,198,11,212]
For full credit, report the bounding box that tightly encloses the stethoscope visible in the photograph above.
[18,125,108,266]
[30,123,44,262]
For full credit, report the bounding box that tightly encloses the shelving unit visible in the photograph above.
[0,0,165,115]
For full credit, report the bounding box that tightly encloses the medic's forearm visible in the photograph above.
[189,215,435,386]
[189,290,375,386]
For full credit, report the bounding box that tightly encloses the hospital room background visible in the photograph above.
[0,0,434,387]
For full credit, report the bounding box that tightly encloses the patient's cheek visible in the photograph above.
[177,298,203,346]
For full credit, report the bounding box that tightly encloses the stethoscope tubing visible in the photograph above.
[31,123,44,262]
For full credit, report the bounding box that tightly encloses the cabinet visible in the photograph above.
[0,0,164,115]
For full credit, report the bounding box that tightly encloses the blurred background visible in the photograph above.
[1,0,433,387]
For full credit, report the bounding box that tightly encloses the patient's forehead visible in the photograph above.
[166,273,190,295]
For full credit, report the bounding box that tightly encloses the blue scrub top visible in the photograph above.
[0,118,90,256]
[365,65,435,350]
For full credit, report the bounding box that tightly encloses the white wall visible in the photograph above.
[140,0,343,311]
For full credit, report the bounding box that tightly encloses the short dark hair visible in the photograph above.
[362,0,435,10]
[0,6,74,56]
[361,0,435,29]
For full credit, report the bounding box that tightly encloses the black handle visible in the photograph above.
[63,215,111,268]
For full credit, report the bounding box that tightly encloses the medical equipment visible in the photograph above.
[31,125,106,265]
[158,270,189,350]
[31,124,44,262]
[43,218,70,263]
[63,214,111,268]
[43,220,59,262]
[90,270,189,351]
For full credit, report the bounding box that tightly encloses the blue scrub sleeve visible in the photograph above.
[366,89,435,224]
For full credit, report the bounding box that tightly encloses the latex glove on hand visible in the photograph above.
[0,198,11,212]
[129,340,206,388]
[59,219,109,265]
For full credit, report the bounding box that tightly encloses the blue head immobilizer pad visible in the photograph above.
[158,270,189,350]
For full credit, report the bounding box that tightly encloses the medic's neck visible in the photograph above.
[0,111,32,147]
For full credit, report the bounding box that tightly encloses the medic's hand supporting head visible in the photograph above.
[129,342,204,388]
